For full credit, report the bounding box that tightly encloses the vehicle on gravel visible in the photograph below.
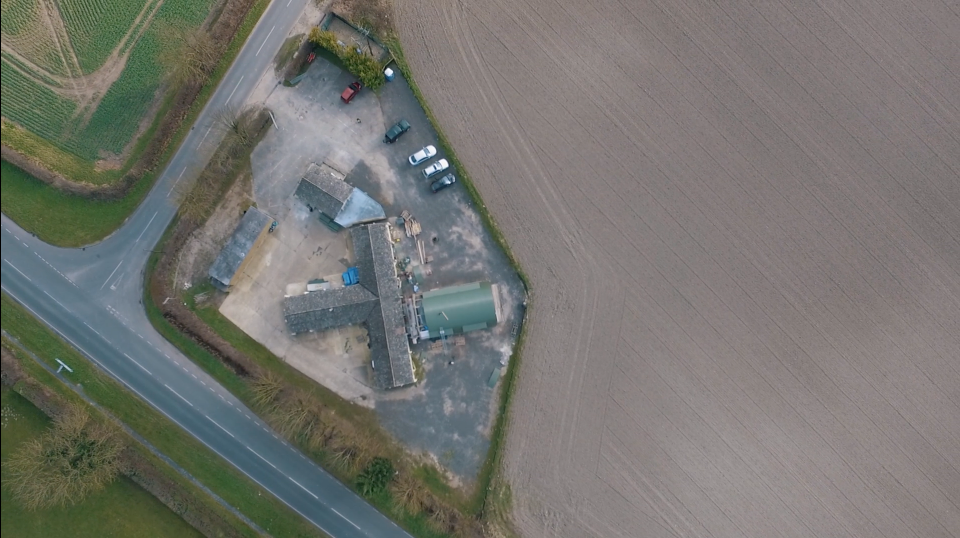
[430,173,457,193]
[408,145,437,166]
[384,119,411,143]
[422,158,450,179]
[340,81,362,103]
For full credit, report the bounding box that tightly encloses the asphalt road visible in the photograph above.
[1,1,412,537]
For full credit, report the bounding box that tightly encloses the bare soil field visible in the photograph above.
[395,1,960,537]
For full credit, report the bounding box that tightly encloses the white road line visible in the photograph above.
[191,373,197,379]
[289,477,320,500]
[22,242,28,248]
[200,380,207,386]
[197,126,212,148]
[167,167,187,197]
[225,75,245,103]
[330,507,361,531]
[41,289,66,309]
[82,321,102,337]
[0,286,338,538]
[123,353,153,375]
[245,414,252,420]
[287,0,292,6]
[100,260,123,290]
[134,211,158,244]
[4,259,32,282]
[164,384,193,407]
[246,446,278,469]
[205,415,235,438]
[255,25,276,56]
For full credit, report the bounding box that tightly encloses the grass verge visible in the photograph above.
[0,0,270,248]
[0,388,203,538]
[1,294,326,538]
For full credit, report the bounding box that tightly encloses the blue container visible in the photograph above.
[384,67,395,82]
[342,267,360,286]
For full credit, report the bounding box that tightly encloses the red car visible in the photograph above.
[340,81,362,103]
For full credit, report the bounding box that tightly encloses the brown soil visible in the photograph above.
[395,1,960,537]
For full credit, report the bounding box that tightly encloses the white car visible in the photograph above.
[408,145,437,166]
[422,158,450,179]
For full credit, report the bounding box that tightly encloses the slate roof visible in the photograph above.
[208,207,271,290]
[294,164,353,218]
[281,223,415,389]
[282,285,377,334]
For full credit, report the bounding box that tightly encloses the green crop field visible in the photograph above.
[0,388,203,538]
[0,0,213,163]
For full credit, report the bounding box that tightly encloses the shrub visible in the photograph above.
[308,28,385,89]
[3,406,124,510]
[355,456,393,497]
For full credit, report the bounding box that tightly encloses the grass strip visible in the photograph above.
[1,293,328,538]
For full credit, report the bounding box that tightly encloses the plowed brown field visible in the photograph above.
[395,1,960,537]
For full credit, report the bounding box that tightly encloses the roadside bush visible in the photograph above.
[308,28,385,89]
[3,405,124,510]
[356,457,393,497]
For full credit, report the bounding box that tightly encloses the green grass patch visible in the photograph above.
[1,294,326,538]
[0,160,151,247]
[1,0,213,161]
[0,0,271,248]
[1,388,203,538]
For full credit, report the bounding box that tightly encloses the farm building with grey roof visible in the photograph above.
[282,223,415,390]
[208,207,273,291]
[294,163,385,231]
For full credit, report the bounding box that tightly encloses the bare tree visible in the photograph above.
[3,406,124,510]
[158,27,219,87]
[213,105,262,150]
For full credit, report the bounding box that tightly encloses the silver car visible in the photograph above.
[422,158,450,179]
[408,145,437,166]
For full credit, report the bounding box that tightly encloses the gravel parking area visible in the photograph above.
[219,55,525,479]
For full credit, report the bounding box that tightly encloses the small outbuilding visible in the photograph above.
[420,282,502,339]
[208,207,273,291]
[294,163,384,231]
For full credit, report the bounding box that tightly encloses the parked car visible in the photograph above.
[384,119,411,143]
[430,173,456,193]
[422,158,450,179]
[340,81,362,103]
[408,145,437,166]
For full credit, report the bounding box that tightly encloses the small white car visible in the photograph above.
[422,158,450,179]
[408,145,437,166]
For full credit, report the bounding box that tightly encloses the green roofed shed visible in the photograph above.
[421,282,501,339]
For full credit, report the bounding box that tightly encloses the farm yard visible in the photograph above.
[0,0,213,163]
[395,1,960,538]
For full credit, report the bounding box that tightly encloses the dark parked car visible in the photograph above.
[340,81,362,103]
[430,173,456,193]
[384,119,411,143]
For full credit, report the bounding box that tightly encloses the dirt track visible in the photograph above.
[395,1,959,537]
